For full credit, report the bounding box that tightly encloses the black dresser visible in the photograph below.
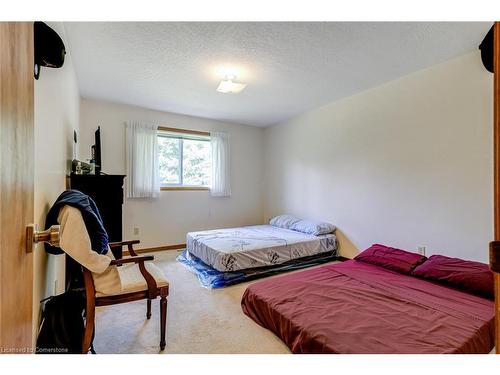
[68,173,126,259]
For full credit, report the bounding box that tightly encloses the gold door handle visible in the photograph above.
[26,224,60,253]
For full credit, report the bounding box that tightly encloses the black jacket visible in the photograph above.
[44,190,109,255]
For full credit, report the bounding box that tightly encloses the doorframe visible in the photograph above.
[491,21,500,354]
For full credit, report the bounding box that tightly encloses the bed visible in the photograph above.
[241,259,495,354]
[186,224,337,272]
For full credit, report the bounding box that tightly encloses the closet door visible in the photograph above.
[0,22,34,352]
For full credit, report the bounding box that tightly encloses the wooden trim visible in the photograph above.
[123,243,186,256]
[491,241,500,273]
[493,21,500,354]
[158,126,210,137]
[161,186,209,191]
[495,22,500,240]
[494,273,500,354]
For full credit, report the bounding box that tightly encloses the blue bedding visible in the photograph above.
[177,249,338,288]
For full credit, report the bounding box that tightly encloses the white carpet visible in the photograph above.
[93,250,292,354]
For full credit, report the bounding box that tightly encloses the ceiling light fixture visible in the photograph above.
[216,75,247,94]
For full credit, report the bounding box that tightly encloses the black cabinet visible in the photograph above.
[68,173,125,259]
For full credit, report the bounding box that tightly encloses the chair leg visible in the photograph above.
[146,299,152,319]
[82,295,96,354]
[160,292,168,351]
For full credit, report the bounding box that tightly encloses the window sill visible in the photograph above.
[160,186,210,191]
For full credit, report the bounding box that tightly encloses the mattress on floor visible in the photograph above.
[241,260,495,354]
[186,224,337,272]
[177,248,338,288]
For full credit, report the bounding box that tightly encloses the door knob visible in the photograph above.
[26,224,60,253]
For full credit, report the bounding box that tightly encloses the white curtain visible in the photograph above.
[125,121,160,198]
[210,132,231,197]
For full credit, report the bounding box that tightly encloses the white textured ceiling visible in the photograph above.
[64,22,491,127]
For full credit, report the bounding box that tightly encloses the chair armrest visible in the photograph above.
[109,240,141,248]
[109,255,154,266]
[109,256,157,298]
[109,240,140,256]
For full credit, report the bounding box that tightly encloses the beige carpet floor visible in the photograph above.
[93,250,292,354]
[94,252,496,355]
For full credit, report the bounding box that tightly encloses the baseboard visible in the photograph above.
[123,243,186,256]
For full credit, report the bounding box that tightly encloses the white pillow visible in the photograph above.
[289,219,335,236]
[269,214,302,229]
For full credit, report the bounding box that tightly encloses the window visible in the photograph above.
[158,128,211,190]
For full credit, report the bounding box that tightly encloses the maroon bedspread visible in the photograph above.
[241,260,494,353]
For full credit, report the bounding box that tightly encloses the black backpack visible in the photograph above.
[36,290,94,354]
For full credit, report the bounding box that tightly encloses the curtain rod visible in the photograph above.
[158,126,210,137]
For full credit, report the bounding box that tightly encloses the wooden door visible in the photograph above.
[492,21,500,354]
[0,22,34,352]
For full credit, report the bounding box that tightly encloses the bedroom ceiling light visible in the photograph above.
[216,75,247,94]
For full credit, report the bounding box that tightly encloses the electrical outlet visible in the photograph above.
[417,246,426,256]
[133,227,140,236]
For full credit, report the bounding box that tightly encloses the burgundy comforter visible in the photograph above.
[241,260,494,353]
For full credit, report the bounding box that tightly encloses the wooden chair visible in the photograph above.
[81,240,169,353]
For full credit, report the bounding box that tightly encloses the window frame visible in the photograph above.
[157,126,211,191]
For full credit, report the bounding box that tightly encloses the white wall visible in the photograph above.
[79,99,265,248]
[264,52,493,262]
[33,23,81,344]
